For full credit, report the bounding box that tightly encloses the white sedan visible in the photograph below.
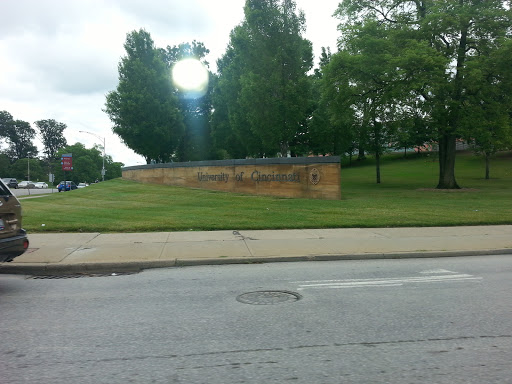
[34,182,48,189]
[18,181,35,188]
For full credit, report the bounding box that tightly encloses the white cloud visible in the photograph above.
[0,0,85,38]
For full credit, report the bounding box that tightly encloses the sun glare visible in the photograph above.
[172,58,209,97]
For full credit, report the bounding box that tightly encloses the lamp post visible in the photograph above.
[79,130,106,182]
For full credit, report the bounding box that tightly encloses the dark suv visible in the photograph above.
[2,178,18,189]
[0,178,29,262]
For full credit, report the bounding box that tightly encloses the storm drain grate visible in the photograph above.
[236,290,302,305]
[28,272,139,279]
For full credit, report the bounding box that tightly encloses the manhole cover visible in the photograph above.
[236,290,302,305]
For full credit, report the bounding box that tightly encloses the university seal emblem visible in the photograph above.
[309,168,320,185]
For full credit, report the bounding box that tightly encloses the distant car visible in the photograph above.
[57,181,77,192]
[77,183,88,188]
[1,178,18,189]
[34,182,48,189]
[0,178,29,262]
[18,181,35,189]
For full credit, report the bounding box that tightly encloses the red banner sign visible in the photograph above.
[61,154,73,171]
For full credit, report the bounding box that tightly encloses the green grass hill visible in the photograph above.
[21,151,512,233]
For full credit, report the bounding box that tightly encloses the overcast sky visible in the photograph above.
[0,0,340,166]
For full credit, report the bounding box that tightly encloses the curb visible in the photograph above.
[1,249,511,276]
[175,249,512,266]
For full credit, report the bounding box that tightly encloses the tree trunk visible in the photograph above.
[436,134,460,189]
[357,146,366,160]
[279,142,289,157]
[435,18,468,190]
[376,151,381,184]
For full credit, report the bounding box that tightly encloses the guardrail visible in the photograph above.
[12,188,59,197]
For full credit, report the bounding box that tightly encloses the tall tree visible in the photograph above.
[0,110,13,139]
[163,41,213,161]
[335,0,512,189]
[322,21,422,183]
[104,29,184,163]
[213,0,313,157]
[461,40,512,179]
[34,119,68,161]
[211,35,258,159]
[308,47,348,157]
[0,112,38,162]
[0,111,12,153]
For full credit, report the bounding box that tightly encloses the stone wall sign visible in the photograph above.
[122,156,341,200]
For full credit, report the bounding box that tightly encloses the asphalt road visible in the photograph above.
[1,255,511,384]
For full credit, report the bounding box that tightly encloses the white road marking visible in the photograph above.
[419,269,458,274]
[293,273,482,291]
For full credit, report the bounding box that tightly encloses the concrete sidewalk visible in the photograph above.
[1,225,511,275]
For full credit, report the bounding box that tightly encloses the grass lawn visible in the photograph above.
[20,151,512,233]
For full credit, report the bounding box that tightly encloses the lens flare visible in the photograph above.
[172,58,209,98]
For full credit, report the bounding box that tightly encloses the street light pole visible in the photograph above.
[79,130,106,182]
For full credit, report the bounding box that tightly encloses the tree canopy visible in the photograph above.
[52,143,123,184]
[34,119,68,162]
[211,0,313,158]
[104,29,185,164]
[0,109,121,184]
[0,111,38,161]
[333,0,512,188]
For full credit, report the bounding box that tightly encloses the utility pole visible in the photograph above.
[79,130,106,181]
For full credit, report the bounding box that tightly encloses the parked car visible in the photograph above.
[34,182,48,189]
[0,178,29,262]
[18,181,35,189]
[57,181,77,192]
[1,178,18,189]
[77,183,88,188]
